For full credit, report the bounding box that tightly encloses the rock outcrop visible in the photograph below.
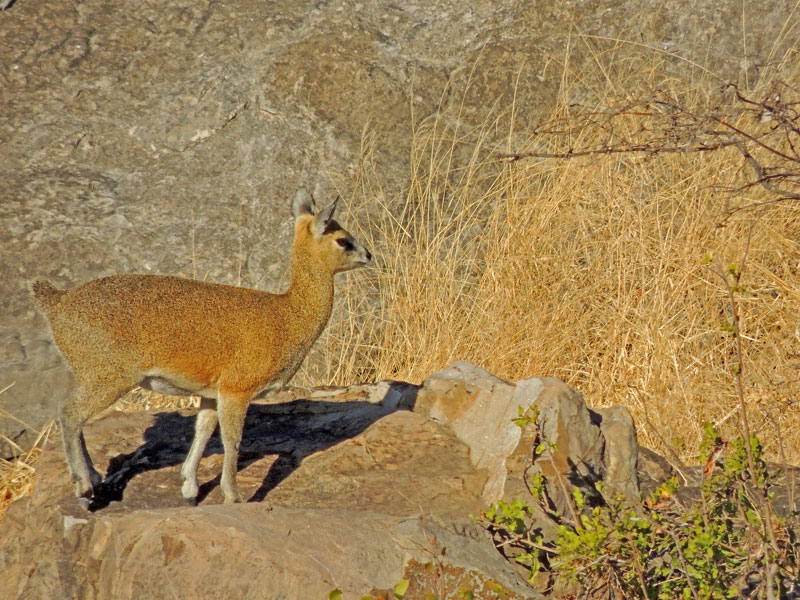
[0,362,655,599]
[2,0,798,450]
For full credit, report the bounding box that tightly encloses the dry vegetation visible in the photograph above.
[317,43,800,465]
[0,385,55,524]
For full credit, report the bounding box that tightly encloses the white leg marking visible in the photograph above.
[181,397,219,501]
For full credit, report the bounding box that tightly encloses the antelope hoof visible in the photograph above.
[75,483,94,510]
[181,479,199,502]
[223,490,244,504]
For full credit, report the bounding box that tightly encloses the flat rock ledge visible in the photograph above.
[0,362,667,600]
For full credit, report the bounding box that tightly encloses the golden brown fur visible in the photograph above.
[33,190,371,507]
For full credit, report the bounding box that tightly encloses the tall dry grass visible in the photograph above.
[314,47,800,463]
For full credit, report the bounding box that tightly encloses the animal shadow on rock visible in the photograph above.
[89,383,416,511]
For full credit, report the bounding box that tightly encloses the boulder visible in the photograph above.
[0,364,653,599]
[414,361,536,504]
[414,364,642,515]
[595,405,640,503]
[0,377,541,599]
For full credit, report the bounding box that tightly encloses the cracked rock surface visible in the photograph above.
[0,375,535,599]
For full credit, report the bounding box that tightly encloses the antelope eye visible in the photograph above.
[336,238,354,251]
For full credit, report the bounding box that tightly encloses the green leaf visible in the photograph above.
[573,487,586,510]
[393,579,410,598]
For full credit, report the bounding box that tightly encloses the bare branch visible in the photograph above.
[499,82,800,217]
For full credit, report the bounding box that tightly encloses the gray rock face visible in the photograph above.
[595,405,640,502]
[531,378,606,508]
[1,0,795,447]
[511,379,642,521]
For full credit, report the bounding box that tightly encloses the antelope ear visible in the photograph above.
[292,188,316,218]
[312,197,339,236]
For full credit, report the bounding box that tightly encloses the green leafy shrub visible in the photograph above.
[481,424,800,599]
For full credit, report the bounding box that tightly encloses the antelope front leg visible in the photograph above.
[217,393,249,503]
[181,397,219,502]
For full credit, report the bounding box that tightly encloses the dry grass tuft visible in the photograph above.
[316,48,800,464]
[0,417,55,525]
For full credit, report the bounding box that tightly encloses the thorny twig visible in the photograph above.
[499,82,800,220]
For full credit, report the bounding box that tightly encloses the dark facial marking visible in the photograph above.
[323,219,343,236]
[336,237,355,251]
